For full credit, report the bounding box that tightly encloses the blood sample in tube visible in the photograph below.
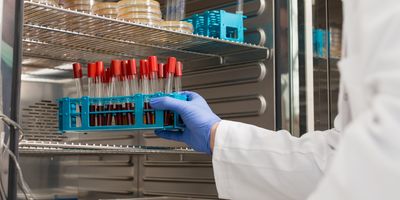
[87,62,97,127]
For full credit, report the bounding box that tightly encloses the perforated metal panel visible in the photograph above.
[21,99,66,141]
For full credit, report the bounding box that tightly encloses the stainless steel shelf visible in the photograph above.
[23,1,270,65]
[19,140,199,155]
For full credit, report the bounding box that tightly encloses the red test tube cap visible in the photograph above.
[87,63,97,78]
[73,63,82,78]
[158,63,164,78]
[121,60,128,77]
[148,56,158,72]
[163,63,168,78]
[140,59,148,76]
[106,68,111,82]
[96,61,104,76]
[127,59,137,75]
[175,61,183,77]
[102,68,108,83]
[167,57,176,73]
[111,60,121,76]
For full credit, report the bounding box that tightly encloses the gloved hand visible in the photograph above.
[150,91,221,154]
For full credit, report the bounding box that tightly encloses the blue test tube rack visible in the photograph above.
[185,10,246,42]
[58,93,187,133]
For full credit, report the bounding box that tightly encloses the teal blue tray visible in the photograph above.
[58,93,186,133]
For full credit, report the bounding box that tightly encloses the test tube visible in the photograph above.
[112,60,123,125]
[103,68,111,126]
[140,60,150,95]
[72,63,84,127]
[95,61,105,126]
[148,56,159,94]
[73,63,84,98]
[126,59,138,125]
[158,63,165,93]
[166,0,172,21]
[106,62,117,126]
[121,60,129,125]
[87,62,97,126]
[140,59,152,124]
[236,0,244,14]
[149,56,159,124]
[128,59,139,95]
[175,61,184,124]
[177,0,186,21]
[164,57,176,126]
[174,61,183,92]
[164,57,177,94]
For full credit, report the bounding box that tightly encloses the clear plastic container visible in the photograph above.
[118,0,160,8]
[161,21,193,33]
[165,0,186,21]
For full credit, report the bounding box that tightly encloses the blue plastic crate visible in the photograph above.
[313,29,326,58]
[185,10,246,42]
[58,93,186,133]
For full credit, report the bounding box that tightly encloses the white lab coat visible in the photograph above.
[212,1,400,199]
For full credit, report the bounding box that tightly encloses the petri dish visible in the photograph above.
[63,0,92,4]
[118,5,162,16]
[163,27,193,34]
[118,11,162,18]
[161,21,193,29]
[118,0,160,8]
[92,2,117,11]
[117,12,162,21]
[63,4,91,12]
[161,21,194,33]
[93,8,118,15]
[32,0,58,5]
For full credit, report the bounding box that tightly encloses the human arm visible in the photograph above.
[151,91,342,199]
[307,1,400,199]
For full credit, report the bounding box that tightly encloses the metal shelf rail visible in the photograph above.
[23,1,270,64]
[19,140,198,155]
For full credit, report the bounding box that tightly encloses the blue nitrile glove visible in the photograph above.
[150,91,221,154]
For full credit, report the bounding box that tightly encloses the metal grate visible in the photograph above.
[19,140,197,155]
[21,100,66,141]
[23,1,269,64]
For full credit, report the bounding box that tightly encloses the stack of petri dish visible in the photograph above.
[92,2,118,18]
[117,0,163,26]
[161,21,193,34]
[63,0,93,13]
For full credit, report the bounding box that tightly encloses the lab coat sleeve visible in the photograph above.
[212,120,341,200]
[307,4,400,200]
